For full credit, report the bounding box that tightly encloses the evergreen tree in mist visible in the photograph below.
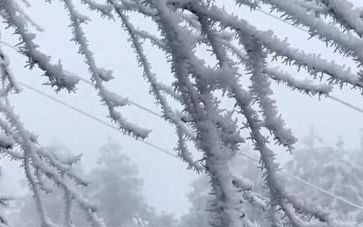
[87,142,178,227]
[0,169,10,226]
[284,132,363,224]
[179,176,210,227]
[86,142,145,227]
[180,149,271,227]
[6,143,178,227]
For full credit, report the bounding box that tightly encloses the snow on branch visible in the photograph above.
[150,1,356,225]
[102,0,203,171]
[0,102,106,227]
[156,82,183,102]
[80,0,114,18]
[266,67,333,96]
[223,40,333,96]
[0,0,79,91]
[255,0,363,64]
[181,3,363,89]
[230,81,341,226]
[61,0,150,139]
[0,45,106,227]
[150,1,244,226]
[235,0,260,10]
[0,44,20,94]
[10,0,44,32]
[242,38,296,150]
[305,0,363,37]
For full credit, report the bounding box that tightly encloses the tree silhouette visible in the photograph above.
[6,143,178,227]
[285,134,363,225]
[86,142,145,227]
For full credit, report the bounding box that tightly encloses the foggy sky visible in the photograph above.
[1,0,363,217]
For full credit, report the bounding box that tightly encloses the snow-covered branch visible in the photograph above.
[61,0,150,139]
[80,0,114,18]
[150,1,244,226]
[183,3,363,89]
[318,0,363,37]
[242,38,296,150]
[266,67,333,96]
[0,0,79,91]
[256,0,363,65]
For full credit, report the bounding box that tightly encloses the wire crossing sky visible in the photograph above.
[18,79,363,217]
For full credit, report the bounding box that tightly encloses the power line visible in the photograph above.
[3,16,363,214]
[67,70,164,118]
[238,152,363,212]
[74,72,165,118]
[286,174,363,211]
[70,62,363,118]
[19,81,363,213]
[128,100,163,118]
[1,40,164,119]
[328,95,363,115]
[3,34,363,119]
[255,8,309,33]
[4,33,363,120]
[253,8,363,114]
[17,81,177,159]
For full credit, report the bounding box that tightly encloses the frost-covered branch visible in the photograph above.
[0,102,105,227]
[150,1,244,226]
[158,1,351,225]
[11,0,44,32]
[266,67,333,96]
[230,83,337,226]
[0,44,20,94]
[242,38,296,150]
[89,0,202,171]
[235,0,259,9]
[318,0,363,37]
[80,0,114,18]
[0,0,79,91]
[224,40,333,96]
[182,3,363,89]
[61,0,150,139]
[0,34,107,227]
[255,0,363,65]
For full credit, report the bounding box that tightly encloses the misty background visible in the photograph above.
[1,0,363,219]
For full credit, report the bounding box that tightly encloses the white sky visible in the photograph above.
[1,0,363,217]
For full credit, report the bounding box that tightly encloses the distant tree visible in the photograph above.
[0,173,11,227]
[285,134,363,224]
[178,176,210,227]
[180,149,271,227]
[87,142,179,227]
[7,143,178,227]
[86,142,145,227]
[142,210,178,227]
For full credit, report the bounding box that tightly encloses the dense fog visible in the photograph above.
[1,0,363,226]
